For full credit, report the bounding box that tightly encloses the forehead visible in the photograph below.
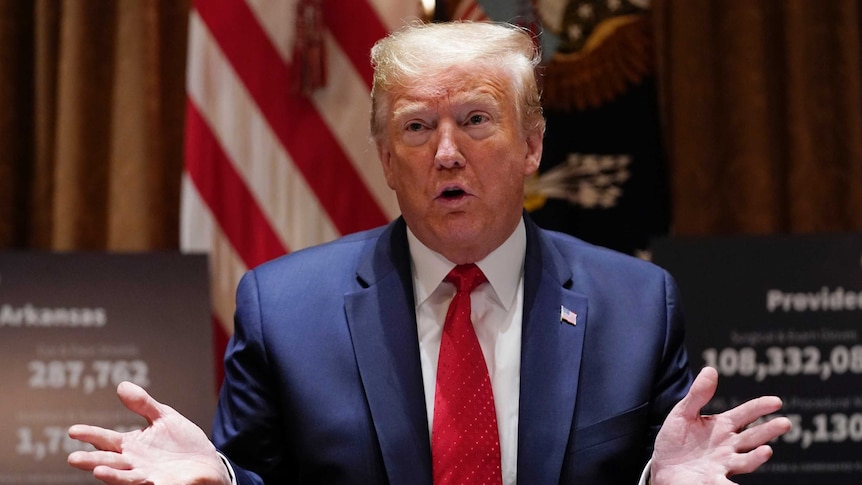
[388,67,514,117]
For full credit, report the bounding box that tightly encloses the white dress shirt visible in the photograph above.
[407,218,526,485]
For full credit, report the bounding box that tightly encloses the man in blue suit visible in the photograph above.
[68,21,790,485]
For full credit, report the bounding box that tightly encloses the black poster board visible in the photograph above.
[0,253,214,484]
[653,233,862,484]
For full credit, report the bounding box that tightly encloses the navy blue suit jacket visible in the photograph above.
[212,216,692,484]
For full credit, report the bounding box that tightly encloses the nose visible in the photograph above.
[433,123,465,169]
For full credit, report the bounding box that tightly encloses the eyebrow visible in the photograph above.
[391,100,432,122]
[390,91,502,122]
[455,90,501,109]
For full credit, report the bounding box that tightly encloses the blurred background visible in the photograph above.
[1,0,861,370]
[1,2,861,482]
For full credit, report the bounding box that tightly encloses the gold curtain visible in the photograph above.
[653,0,862,236]
[0,0,189,251]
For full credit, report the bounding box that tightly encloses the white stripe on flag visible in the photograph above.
[244,0,297,62]
[311,32,400,220]
[369,0,423,30]
[187,11,340,252]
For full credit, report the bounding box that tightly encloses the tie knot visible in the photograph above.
[445,264,487,294]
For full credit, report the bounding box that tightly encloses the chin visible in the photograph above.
[437,217,483,239]
[433,230,490,260]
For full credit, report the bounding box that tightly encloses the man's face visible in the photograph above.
[377,66,543,264]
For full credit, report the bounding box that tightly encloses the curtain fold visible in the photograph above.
[0,0,35,248]
[654,0,862,236]
[0,0,188,251]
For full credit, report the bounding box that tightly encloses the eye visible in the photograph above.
[405,121,425,132]
[400,119,432,147]
[466,113,488,126]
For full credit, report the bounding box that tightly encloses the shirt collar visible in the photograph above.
[407,218,526,311]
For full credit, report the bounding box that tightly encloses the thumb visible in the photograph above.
[675,366,719,420]
[116,381,166,425]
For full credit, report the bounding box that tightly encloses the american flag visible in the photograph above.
[560,306,578,326]
[181,0,417,379]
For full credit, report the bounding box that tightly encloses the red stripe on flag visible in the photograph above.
[321,2,388,89]
[464,4,483,20]
[185,99,288,268]
[194,0,390,236]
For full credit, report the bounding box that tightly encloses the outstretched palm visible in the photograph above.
[651,367,792,484]
[68,381,230,485]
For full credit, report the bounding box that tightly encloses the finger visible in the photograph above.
[675,366,719,419]
[723,395,784,429]
[727,444,774,476]
[116,381,166,425]
[68,424,123,452]
[736,416,792,452]
[68,450,131,471]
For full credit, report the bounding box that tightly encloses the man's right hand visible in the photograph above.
[68,381,231,485]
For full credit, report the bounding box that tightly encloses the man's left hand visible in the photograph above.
[650,366,792,484]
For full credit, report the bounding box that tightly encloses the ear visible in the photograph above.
[522,130,543,176]
[376,138,397,190]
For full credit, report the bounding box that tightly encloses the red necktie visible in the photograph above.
[432,264,502,485]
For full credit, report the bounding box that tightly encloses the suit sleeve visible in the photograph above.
[212,270,293,485]
[646,272,694,452]
[628,272,693,485]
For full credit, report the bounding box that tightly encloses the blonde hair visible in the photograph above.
[370,21,545,140]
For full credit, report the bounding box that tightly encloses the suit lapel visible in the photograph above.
[517,219,588,485]
[344,219,433,485]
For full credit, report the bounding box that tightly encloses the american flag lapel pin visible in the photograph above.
[560,306,577,326]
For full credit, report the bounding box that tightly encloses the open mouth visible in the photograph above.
[440,188,466,199]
